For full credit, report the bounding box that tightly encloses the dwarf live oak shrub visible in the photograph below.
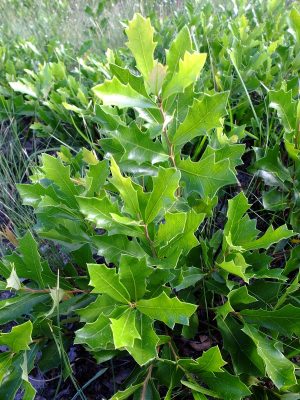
[0,13,300,399]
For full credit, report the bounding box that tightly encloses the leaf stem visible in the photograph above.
[143,223,157,258]
[141,364,153,400]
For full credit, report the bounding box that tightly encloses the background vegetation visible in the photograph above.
[0,0,299,399]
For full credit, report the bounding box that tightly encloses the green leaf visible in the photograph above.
[0,321,32,353]
[179,346,226,373]
[111,124,169,165]
[156,210,204,257]
[86,160,109,196]
[217,316,265,376]
[88,264,130,304]
[144,167,181,223]
[126,314,159,365]
[171,93,228,147]
[6,231,56,287]
[288,8,300,44]
[77,295,116,323]
[41,154,79,208]
[241,304,300,337]
[93,235,145,264]
[77,194,118,230]
[109,157,140,217]
[216,286,257,319]
[242,324,297,389]
[254,145,291,183]
[217,253,250,282]
[9,81,37,98]
[125,13,156,81]
[242,224,294,251]
[110,63,148,97]
[119,255,152,301]
[110,383,143,400]
[269,90,297,133]
[75,313,114,349]
[163,52,207,99]
[0,294,49,325]
[110,309,140,348]
[93,77,156,109]
[200,371,251,400]
[165,26,192,78]
[178,154,236,197]
[136,291,197,328]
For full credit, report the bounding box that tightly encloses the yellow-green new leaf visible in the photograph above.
[126,314,159,366]
[110,309,141,349]
[109,157,140,217]
[136,291,197,328]
[93,77,156,109]
[145,167,181,223]
[88,264,130,304]
[0,321,32,353]
[163,52,207,99]
[165,26,192,78]
[171,93,229,147]
[125,14,156,81]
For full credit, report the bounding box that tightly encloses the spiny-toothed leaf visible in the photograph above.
[156,210,204,257]
[126,314,159,366]
[6,231,56,287]
[17,183,59,208]
[77,295,116,323]
[179,346,226,374]
[288,7,300,42]
[216,286,257,319]
[242,324,297,389]
[178,154,236,197]
[217,253,250,283]
[88,264,130,304]
[163,52,207,99]
[241,304,300,337]
[86,159,109,196]
[243,224,294,250]
[199,371,251,400]
[125,13,156,81]
[110,309,140,349]
[109,63,148,97]
[119,255,152,301]
[110,383,143,400]
[144,167,181,223]
[136,291,197,328]
[204,143,245,169]
[165,25,192,78]
[223,192,259,251]
[41,154,79,208]
[77,195,119,229]
[269,89,297,133]
[0,294,49,325]
[217,316,265,376]
[92,77,156,109]
[109,157,140,217]
[75,313,114,349]
[0,321,32,353]
[93,235,145,265]
[110,124,169,165]
[254,145,291,183]
[171,93,228,147]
